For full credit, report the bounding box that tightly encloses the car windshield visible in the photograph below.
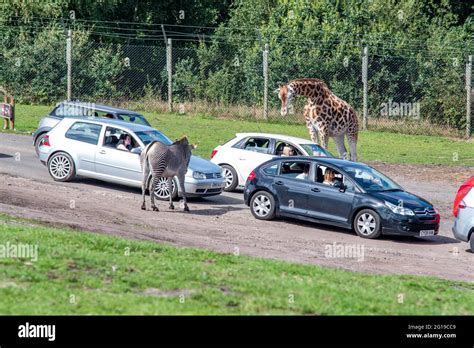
[342,165,402,192]
[135,130,173,146]
[117,113,150,126]
[300,144,332,157]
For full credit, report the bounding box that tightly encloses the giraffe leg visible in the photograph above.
[304,107,320,145]
[347,133,358,161]
[334,134,348,159]
[318,127,329,150]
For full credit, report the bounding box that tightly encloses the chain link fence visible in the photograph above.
[1,29,472,138]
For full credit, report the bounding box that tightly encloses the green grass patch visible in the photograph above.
[0,213,473,315]
[6,104,474,166]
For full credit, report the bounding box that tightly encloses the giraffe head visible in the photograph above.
[276,84,295,116]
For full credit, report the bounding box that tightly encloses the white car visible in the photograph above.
[210,133,333,191]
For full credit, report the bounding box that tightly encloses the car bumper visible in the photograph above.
[182,177,226,197]
[381,214,440,237]
[452,211,473,242]
[37,145,50,164]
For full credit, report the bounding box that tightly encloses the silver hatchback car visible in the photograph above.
[453,185,474,252]
[37,117,226,200]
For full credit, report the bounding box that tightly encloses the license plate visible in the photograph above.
[211,182,223,188]
[420,230,435,236]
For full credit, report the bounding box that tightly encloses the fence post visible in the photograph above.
[362,45,368,130]
[167,38,173,112]
[263,43,269,120]
[466,55,472,138]
[66,29,72,101]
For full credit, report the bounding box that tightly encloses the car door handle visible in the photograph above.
[238,158,246,160]
[311,187,320,192]
[99,150,106,154]
[274,181,284,185]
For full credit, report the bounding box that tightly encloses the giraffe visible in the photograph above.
[277,78,358,161]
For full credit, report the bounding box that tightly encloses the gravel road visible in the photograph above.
[0,132,472,282]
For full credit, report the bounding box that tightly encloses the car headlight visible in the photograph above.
[385,201,415,216]
[193,171,206,180]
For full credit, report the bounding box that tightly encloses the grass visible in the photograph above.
[0,213,473,315]
[5,103,474,166]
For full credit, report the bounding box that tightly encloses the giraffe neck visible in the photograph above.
[288,79,330,100]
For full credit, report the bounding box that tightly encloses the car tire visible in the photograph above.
[47,152,76,182]
[151,177,179,201]
[221,164,238,192]
[469,233,474,252]
[250,191,276,220]
[34,133,47,157]
[353,209,382,239]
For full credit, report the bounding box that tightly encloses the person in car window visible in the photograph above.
[323,168,336,186]
[117,134,141,153]
[282,146,296,156]
[295,164,310,180]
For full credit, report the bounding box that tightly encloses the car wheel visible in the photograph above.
[152,177,178,201]
[34,133,47,157]
[469,233,474,252]
[250,191,276,220]
[354,209,382,239]
[47,152,76,182]
[221,165,238,192]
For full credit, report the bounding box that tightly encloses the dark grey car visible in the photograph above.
[33,101,151,155]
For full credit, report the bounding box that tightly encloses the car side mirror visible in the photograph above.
[334,181,346,192]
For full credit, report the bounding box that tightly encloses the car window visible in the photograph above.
[86,110,115,119]
[262,163,279,176]
[117,113,150,126]
[316,165,344,186]
[300,144,331,157]
[135,130,173,146]
[279,161,311,181]
[103,126,140,152]
[65,122,102,145]
[243,137,270,154]
[274,141,301,156]
[342,165,402,192]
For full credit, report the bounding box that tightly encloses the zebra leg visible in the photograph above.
[168,177,175,210]
[150,176,159,211]
[334,134,348,159]
[141,158,150,210]
[177,174,189,212]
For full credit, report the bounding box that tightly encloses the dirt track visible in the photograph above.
[0,133,473,282]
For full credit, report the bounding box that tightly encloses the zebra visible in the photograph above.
[140,136,196,212]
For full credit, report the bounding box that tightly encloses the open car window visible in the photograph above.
[279,161,311,181]
[243,137,270,154]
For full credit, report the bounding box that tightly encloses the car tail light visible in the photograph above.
[43,135,51,147]
[211,149,218,159]
[247,170,257,182]
[453,177,474,217]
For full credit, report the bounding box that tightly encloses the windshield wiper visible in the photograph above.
[380,188,402,192]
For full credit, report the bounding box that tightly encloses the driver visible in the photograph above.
[117,134,141,153]
[323,168,336,186]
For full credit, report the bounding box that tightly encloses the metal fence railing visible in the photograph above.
[1,30,472,138]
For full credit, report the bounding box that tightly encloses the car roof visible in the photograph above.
[62,116,154,132]
[235,132,318,146]
[269,156,369,168]
[59,101,142,115]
